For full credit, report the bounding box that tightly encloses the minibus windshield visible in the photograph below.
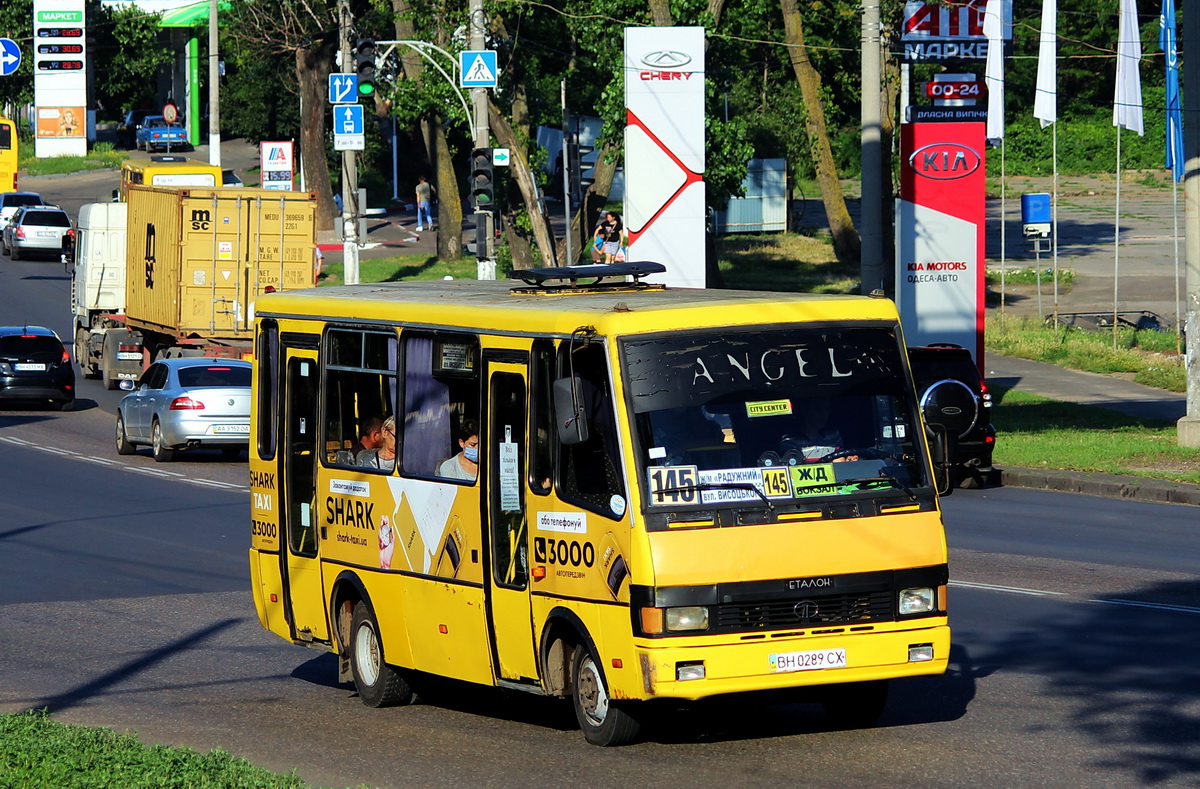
[622,326,929,507]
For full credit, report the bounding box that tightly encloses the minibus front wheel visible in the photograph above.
[350,601,413,708]
[571,645,641,746]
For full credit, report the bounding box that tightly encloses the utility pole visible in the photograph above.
[339,0,360,285]
[1180,3,1200,446]
[470,0,494,280]
[860,0,884,294]
[207,0,220,167]
[561,80,573,266]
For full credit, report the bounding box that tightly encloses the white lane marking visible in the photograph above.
[0,435,248,491]
[951,580,1067,597]
[1087,598,1200,616]
[953,580,1200,615]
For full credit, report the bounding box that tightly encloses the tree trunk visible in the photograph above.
[297,44,337,232]
[488,98,556,265]
[880,51,901,292]
[648,0,673,27]
[432,118,462,261]
[778,0,860,267]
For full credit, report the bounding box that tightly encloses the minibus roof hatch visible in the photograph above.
[508,261,666,294]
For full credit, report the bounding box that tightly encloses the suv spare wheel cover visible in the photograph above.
[920,378,979,438]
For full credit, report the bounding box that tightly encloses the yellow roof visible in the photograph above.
[256,281,900,338]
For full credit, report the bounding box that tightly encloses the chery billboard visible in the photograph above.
[896,122,986,369]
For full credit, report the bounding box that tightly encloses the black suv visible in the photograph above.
[0,326,76,410]
[907,343,995,492]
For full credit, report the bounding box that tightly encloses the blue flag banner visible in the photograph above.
[1160,0,1183,181]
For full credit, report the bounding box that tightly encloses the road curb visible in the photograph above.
[997,467,1200,507]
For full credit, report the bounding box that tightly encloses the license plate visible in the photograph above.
[116,352,141,361]
[37,231,57,237]
[213,424,249,434]
[769,648,847,673]
[15,363,46,371]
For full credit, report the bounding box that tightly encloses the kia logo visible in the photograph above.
[794,601,820,620]
[640,50,691,69]
[909,142,981,180]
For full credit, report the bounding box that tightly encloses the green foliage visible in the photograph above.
[220,51,301,144]
[93,5,174,117]
[0,710,310,788]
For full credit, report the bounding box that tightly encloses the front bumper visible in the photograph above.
[629,622,950,701]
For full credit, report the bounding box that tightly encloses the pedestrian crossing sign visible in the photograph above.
[460,50,498,88]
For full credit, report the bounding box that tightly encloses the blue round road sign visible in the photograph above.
[0,38,21,77]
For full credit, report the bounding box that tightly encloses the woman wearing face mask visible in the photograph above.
[437,420,480,481]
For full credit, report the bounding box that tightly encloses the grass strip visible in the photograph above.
[993,387,1200,485]
[0,710,312,788]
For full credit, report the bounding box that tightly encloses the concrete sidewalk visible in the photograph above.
[982,353,1200,506]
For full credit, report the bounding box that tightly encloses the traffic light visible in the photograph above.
[577,140,596,192]
[355,38,376,98]
[567,141,582,196]
[470,148,494,209]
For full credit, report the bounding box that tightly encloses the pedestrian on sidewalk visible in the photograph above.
[598,211,624,264]
[415,176,436,232]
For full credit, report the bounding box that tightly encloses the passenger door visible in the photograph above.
[279,341,329,643]
[485,360,539,682]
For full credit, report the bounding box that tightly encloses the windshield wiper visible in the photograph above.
[655,482,775,511]
[839,476,918,502]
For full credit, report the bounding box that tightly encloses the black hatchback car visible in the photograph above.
[907,343,995,491]
[0,326,75,410]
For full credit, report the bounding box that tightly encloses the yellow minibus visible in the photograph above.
[248,262,950,745]
[0,116,18,192]
[117,156,222,200]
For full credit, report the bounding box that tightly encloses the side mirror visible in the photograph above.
[119,379,135,391]
[552,376,589,445]
[926,424,953,496]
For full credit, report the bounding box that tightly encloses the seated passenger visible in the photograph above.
[437,420,479,481]
[357,415,396,471]
[780,399,858,462]
[348,414,384,457]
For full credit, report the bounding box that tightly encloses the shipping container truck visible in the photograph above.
[70,186,317,389]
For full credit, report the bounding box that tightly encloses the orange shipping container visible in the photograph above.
[124,185,316,342]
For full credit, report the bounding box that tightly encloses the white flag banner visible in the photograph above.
[984,0,1005,143]
[1113,0,1144,135]
[1033,0,1057,127]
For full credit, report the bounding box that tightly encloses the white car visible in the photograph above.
[0,192,46,228]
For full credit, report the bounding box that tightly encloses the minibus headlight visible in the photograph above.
[665,606,709,632]
[899,587,935,615]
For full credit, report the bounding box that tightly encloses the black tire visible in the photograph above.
[1,239,8,256]
[9,243,19,261]
[820,680,889,729]
[571,643,641,746]
[350,601,413,708]
[957,467,985,489]
[151,419,175,462]
[116,412,136,455]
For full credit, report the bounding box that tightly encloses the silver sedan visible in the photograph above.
[116,358,252,462]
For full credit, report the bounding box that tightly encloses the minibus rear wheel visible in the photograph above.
[571,645,640,746]
[350,601,413,708]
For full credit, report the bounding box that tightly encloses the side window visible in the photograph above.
[147,364,169,390]
[323,328,398,471]
[528,339,554,495]
[256,320,278,459]
[558,342,626,518]
[401,334,479,481]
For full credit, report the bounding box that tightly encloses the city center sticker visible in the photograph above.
[789,463,839,497]
[746,399,792,418]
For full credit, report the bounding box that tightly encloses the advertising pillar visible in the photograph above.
[624,27,705,289]
[33,0,88,158]
[896,122,986,369]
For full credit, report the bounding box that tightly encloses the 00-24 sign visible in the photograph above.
[923,81,983,100]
